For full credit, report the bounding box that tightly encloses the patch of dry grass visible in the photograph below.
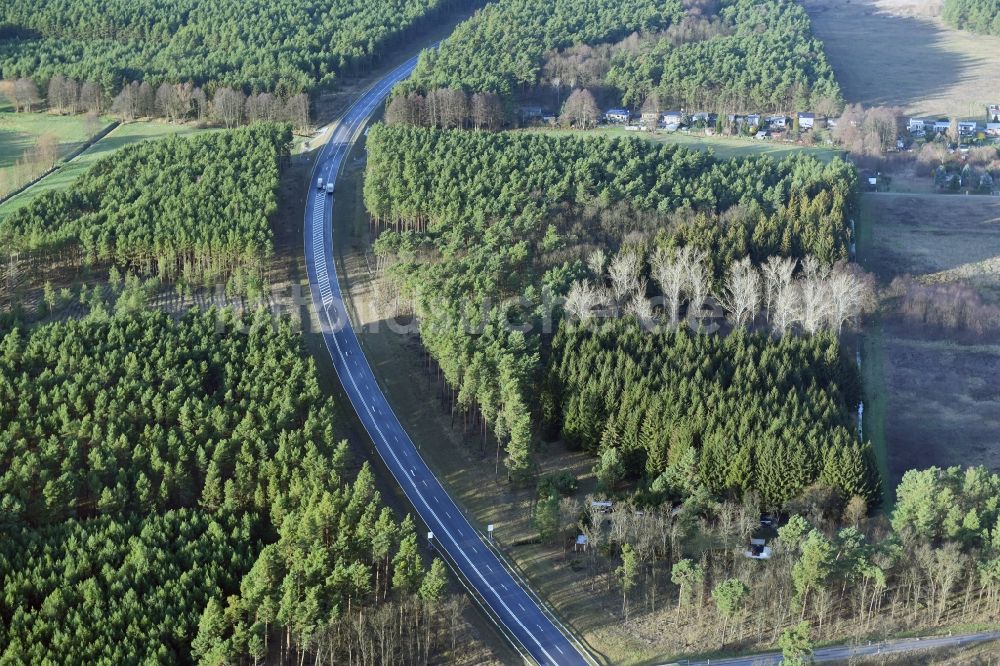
[804,0,1000,118]
[861,193,1000,297]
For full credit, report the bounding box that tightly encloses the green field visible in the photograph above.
[0,121,212,219]
[525,126,845,162]
[0,100,110,170]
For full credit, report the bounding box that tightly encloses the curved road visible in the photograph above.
[302,56,590,666]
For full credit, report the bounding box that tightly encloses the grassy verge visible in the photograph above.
[522,126,845,162]
[855,196,893,510]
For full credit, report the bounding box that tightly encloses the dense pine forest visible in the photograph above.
[545,321,876,506]
[397,0,841,114]
[396,0,683,97]
[942,0,1000,35]
[606,0,842,113]
[0,123,289,293]
[0,309,452,663]
[364,124,868,503]
[0,0,472,95]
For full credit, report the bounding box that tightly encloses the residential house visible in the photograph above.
[518,105,543,120]
[798,112,816,130]
[605,108,630,123]
[989,104,1000,122]
[933,119,951,133]
[660,110,684,126]
[766,114,788,129]
[958,120,979,137]
[690,111,717,126]
[986,122,1000,137]
[908,117,929,134]
[639,111,659,127]
[745,113,761,127]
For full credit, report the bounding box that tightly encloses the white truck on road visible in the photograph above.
[325,182,334,195]
[316,177,324,190]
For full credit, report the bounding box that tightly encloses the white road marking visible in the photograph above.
[304,55,570,666]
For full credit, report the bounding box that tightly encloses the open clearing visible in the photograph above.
[530,126,844,161]
[0,121,210,220]
[0,111,100,168]
[860,194,1000,300]
[858,193,1000,489]
[803,0,1000,118]
[0,94,106,169]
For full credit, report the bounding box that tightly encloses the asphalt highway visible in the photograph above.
[302,55,590,666]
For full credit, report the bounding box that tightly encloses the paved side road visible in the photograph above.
[682,630,1000,665]
[302,56,590,666]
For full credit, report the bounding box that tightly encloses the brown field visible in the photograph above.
[858,193,1000,490]
[804,0,1000,118]
[861,194,1000,299]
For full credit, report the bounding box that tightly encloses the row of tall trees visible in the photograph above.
[0,308,452,664]
[111,80,309,130]
[0,123,290,291]
[564,249,874,336]
[386,89,505,130]
[3,74,310,130]
[606,0,843,114]
[363,124,860,494]
[0,0,473,95]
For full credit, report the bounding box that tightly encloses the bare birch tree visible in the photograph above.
[717,256,761,329]
[609,249,642,308]
[587,248,607,278]
[772,281,801,335]
[685,248,711,328]
[799,256,831,334]
[626,289,654,328]
[761,255,797,322]
[212,87,245,128]
[827,263,875,333]
[564,279,600,323]
[651,245,691,327]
